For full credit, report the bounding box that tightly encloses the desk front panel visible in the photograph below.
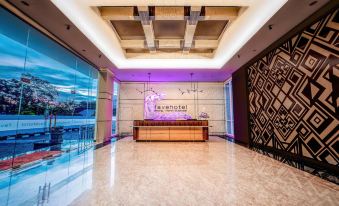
[133,120,208,141]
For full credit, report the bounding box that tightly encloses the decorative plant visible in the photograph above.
[198,112,210,119]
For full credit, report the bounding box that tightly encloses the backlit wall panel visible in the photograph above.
[118,82,225,136]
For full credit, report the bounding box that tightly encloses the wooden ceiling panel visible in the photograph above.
[153,20,186,39]
[158,48,182,53]
[194,20,228,40]
[125,48,150,53]
[110,20,145,40]
[190,48,214,53]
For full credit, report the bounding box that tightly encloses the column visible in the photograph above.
[95,68,114,144]
[232,67,249,145]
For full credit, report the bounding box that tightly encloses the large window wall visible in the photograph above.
[225,79,234,136]
[0,8,98,203]
[0,7,98,160]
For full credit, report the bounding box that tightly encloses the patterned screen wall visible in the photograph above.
[247,9,338,182]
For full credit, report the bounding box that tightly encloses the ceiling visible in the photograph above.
[3,0,330,81]
[100,6,237,59]
[50,0,288,69]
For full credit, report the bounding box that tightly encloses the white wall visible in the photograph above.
[118,82,226,136]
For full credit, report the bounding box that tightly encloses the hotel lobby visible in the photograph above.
[0,0,338,205]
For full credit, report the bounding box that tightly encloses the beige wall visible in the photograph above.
[118,82,226,136]
[95,69,114,144]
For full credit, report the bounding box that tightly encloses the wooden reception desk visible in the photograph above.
[133,120,208,141]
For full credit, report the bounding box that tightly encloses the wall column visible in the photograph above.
[232,67,250,145]
[95,68,114,144]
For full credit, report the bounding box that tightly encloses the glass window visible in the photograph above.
[225,79,234,136]
[112,81,119,134]
[0,7,99,205]
[0,7,98,161]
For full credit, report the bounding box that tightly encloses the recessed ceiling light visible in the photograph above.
[98,54,102,58]
[309,1,317,6]
[66,24,71,30]
[20,1,29,6]
[268,24,273,30]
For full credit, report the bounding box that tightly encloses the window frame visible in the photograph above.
[224,78,234,136]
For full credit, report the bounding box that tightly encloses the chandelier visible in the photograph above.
[179,73,203,95]
[136,73,160,95]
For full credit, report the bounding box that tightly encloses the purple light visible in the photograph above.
[112,69,233,82]
[152,112,192,120]
[144,93,192,120]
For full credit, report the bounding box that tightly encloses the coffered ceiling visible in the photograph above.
[50,0,288,69]
[100,6,239,59]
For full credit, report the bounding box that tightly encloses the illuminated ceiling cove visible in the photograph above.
[51,0,287,69]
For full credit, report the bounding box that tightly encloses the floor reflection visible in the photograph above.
[72,137,338,206]
[1,137,338,206]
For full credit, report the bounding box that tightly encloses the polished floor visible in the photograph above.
[1,136,338,206]
[71,136,338,206]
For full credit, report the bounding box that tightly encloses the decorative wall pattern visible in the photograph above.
[247,9,339,182]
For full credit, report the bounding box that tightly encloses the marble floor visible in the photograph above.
[70,136,338,206]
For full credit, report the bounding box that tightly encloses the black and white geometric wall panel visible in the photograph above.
[247,8,338,183]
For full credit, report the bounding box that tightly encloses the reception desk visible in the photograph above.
[133,120,208,141]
